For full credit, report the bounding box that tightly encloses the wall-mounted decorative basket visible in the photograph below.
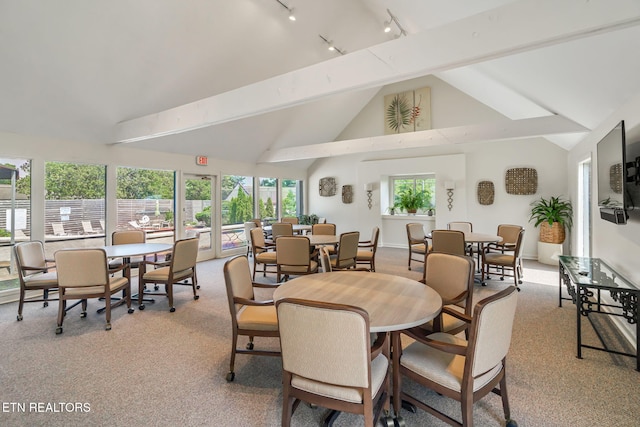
[477,181,495,205]
[505,167,538,195]
[342,185,353,204]
[319,177,336,197]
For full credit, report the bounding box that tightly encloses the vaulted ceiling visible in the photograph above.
[2,0,640,167]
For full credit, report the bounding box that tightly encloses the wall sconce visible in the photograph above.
[364,183,373,210]
[445,181,456,211]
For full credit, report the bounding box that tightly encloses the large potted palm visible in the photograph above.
[529,196,573,244]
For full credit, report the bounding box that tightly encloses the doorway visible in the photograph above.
[182,174,216,261]
[577,158,591,257]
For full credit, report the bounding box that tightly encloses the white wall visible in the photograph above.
[308,75,569,259]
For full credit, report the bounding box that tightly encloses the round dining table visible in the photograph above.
[305,234,340,247]
[273,271,442,333]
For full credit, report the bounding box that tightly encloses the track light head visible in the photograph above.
[288,8,296,21]
[384,21,392,33]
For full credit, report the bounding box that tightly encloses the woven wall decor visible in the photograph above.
[477,181,495,205]
[505,167,538,195]
[319,177,336,196]
[610,163,623,194]
[342,185,353,204]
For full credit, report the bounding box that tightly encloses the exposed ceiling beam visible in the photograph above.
[115,0,640,144]
[257,115,589,163]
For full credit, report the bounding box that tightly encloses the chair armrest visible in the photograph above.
[141,259,169,268]
[21,266,49,273]
[233,297,274,306]
[440,306,472,323]
[370,332,387,360]
[108,264,127,275]
[358,240,373,247]
[252,282,279,289]
[421,335,467,356]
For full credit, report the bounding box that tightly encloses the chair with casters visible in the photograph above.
[481,229,525,290]
[243,221,258,257]
[486,224,525,281]
[430,229,467,257]
[277,298,393,427]
[276,236,318,282]
[14,241,59,321]
[394,286,519,427]
[138,237,199,312]
[312,222,337,253]
[447,221,474,257]
[409,252,475,339]
[108,230,147,279]
[54,248,134,334]
[357,226,380,272]
[330,231,360,270]
[223,255,280,382]
[406,223,428,270]
[250,227,277,280]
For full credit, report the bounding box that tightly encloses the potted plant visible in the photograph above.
[529,196,573,243]
[397,188,426,214]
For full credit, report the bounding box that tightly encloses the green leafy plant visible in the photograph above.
[397,188,426,213]
[529,196,573,229]
[298,214,319,225]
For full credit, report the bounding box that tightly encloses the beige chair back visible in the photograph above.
[112,230,146,245]
[223,255,255,314]
[276,236,312,268]
[423,252,474,307]
[14,241,50,278]
[277,298,372,388]
[335,231,360,268]
[497,224,524,247]
[430,229,466,256]
[369,226,380,248]
[250,228,268,253]
[312,223,336,235]
[469,286,518,377]
[271,222,293,239]
[406,223,425,243]
[244,221,258,245]
[55,248,109,288]
[171,237,199,272]
[447,221,472,234]
[281,217,299,225]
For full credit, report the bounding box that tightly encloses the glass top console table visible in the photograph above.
[558,256,639,371]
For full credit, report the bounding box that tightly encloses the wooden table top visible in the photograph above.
[101,242,173,258]
[426,232,502,244]
[306,234,340,246]
[273,271,442,333]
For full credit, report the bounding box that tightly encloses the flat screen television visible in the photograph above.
[597,120,628,224]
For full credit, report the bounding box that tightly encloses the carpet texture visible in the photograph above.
[0,247,638,426]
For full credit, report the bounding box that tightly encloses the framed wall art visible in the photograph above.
[319,177,336,196]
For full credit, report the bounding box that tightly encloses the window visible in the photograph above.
[281,179,301,218]
[391,174,436,213]
[44,161,106,251]
[221,175,254,251]
[0,158,31,291]
[258,177,278,222]
[116,167,175,243]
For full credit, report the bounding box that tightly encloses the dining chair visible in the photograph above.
[223,255,280,382]
[14,241,58,321]
[54,248,134,334]
[312,222,337,253]
[410,252,475,339]
[481,229,525,290]
[430,229,467,256]
[271,222,294,241]
[108,230,147,280]
[331,231,360,270]
[138,237,200,312]
[447,221,474,257]
[281,216,299,225]
[250,227,277,280]
[275,236,318,282]
[486,224,525,279]
[276,298,392,427]
[357,226,379,272]
[243,221,258,257]
[406,223,428,270]
[394,286,519,427]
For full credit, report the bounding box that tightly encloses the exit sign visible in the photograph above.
[196,156,208,166]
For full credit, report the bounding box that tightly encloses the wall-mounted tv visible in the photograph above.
[596,120,640,224]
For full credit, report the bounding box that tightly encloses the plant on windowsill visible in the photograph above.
[397,188,426,215]
[528,196,573,244]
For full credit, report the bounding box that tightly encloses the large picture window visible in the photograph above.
[280,179,301,218]
[391,174,436,214]
[221,175,254,251]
